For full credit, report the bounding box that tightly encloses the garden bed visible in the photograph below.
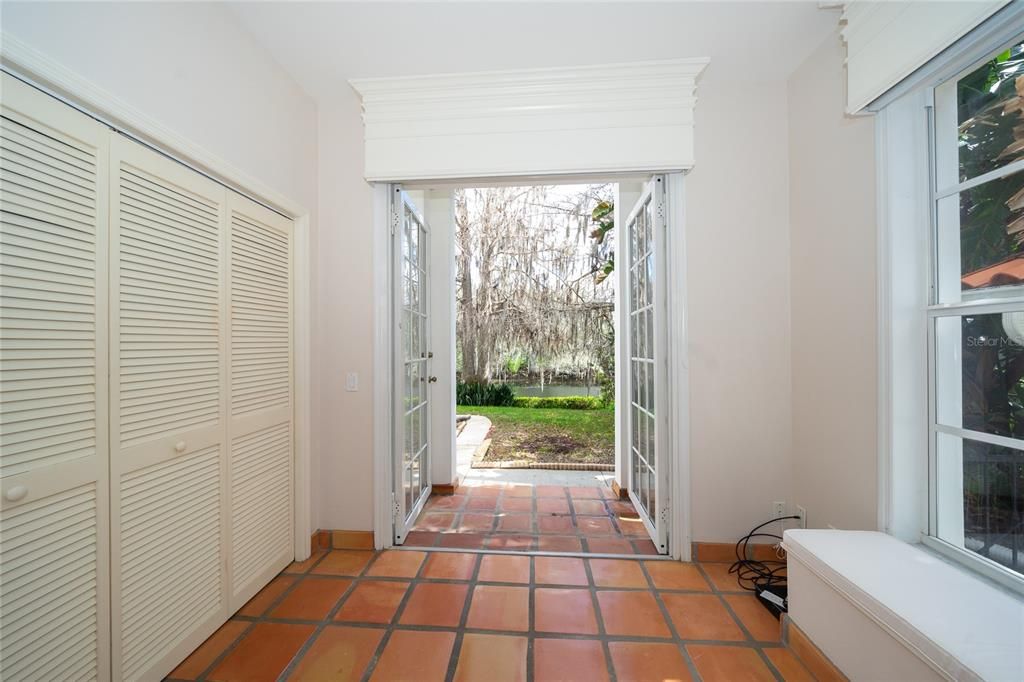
[456,405,614,467]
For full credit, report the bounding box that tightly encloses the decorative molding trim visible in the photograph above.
[432,478,461,496]
[311,530,330,554]
[692,542,737,563]
[350,58,708,182]
[691,541,781,563]
[783,617,849,681]
[331,530,375,551]
[610,480,629,500]
[840,0,1009,114]
[309,530,376,552]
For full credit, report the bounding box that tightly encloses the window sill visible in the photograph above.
[782,529,1024,682]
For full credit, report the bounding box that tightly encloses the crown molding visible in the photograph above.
[349,58,709,182]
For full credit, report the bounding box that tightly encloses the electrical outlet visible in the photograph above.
[796,505,808,529]
[772,501,786,519]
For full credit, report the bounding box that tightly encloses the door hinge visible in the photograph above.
[660,507,670,525]
[392,492,401,520]
[391,209,400,236]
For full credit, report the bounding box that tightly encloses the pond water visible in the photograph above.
[513,384,600,398]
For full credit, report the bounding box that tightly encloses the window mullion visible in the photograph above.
[935,156,1024,200]
[927,298,1024,317]
[933,423,1024,452]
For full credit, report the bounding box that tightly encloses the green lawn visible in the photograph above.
[457,405,614,465]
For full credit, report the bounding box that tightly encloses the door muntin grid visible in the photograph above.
[397,193,431,535]
[625,177,667,552]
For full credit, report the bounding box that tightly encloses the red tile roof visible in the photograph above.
[962,255,1024,289]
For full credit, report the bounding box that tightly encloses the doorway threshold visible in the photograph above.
[386,545,675,561]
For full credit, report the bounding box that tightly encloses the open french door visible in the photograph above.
[392,186,432,544]
[624,175,669,554]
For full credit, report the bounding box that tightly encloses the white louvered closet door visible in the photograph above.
[109,135,229,681]
[226,192,294,610]
[0,73,111,681]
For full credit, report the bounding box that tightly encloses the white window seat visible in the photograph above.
[782,529,1024,682]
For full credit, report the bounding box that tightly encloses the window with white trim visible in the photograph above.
[928,36,1024,588]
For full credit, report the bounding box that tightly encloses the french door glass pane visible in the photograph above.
[628,189,657,528]
[401,201,429,527]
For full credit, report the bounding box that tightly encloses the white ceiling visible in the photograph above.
[228,1,841,102]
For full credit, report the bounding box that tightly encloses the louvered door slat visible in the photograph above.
[0,73,109,681]
[1,120,98,475]
[227,193,293,609]
[1,486,101,680]
[230,207,291,417]
[115,149,221,451]
[110,136,228,681]
[119,447,222,679]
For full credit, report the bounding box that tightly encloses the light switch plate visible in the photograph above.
[345,372,359,391]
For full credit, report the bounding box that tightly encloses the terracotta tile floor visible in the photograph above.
[404,481,661,555]
[167,549,816,681]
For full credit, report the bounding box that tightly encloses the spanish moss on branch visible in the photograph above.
[456,184,615,384]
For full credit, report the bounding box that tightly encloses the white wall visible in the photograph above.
[788,31,878,531]
[316,91,375,531]
[0,1,323,529]
[310,24,858,543]
[3,2,878,542]
[315,63,804,540]
[685,69,796,542]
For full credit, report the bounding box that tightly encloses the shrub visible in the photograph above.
[597,371,615,408]
[457,381,515,406]
[511,396,603,410]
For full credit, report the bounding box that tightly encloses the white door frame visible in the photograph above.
[372,174,692,560]
[0,38,315,562]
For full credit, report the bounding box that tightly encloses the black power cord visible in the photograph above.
[728,515,801,618]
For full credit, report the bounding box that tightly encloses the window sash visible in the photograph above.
[927,39,1024,594]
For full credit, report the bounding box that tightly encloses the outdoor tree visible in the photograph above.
[455,184,614,385]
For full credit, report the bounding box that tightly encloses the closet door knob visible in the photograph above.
[4,485,28,502]
[175,441,187,454]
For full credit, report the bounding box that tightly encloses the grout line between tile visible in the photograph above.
[443,549,483,682]
[176,541,794,682]
[526,554,536,682]
[637,559,704,682]
[582,553,618,682]
[413,485,665,557]
[358,548,436,682]
[191,548,336,682]
[275,567,365,681]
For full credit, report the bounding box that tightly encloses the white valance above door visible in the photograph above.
[349,58,709,182]
[842,0,1010,114]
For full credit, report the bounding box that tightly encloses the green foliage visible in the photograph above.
[510,396,603,410]
[955,41,1024,274]
[456,405,614,442]
[596,371,615,408]
[590,200,615,284]
[504,351,527,375]
[456,381,515,406]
